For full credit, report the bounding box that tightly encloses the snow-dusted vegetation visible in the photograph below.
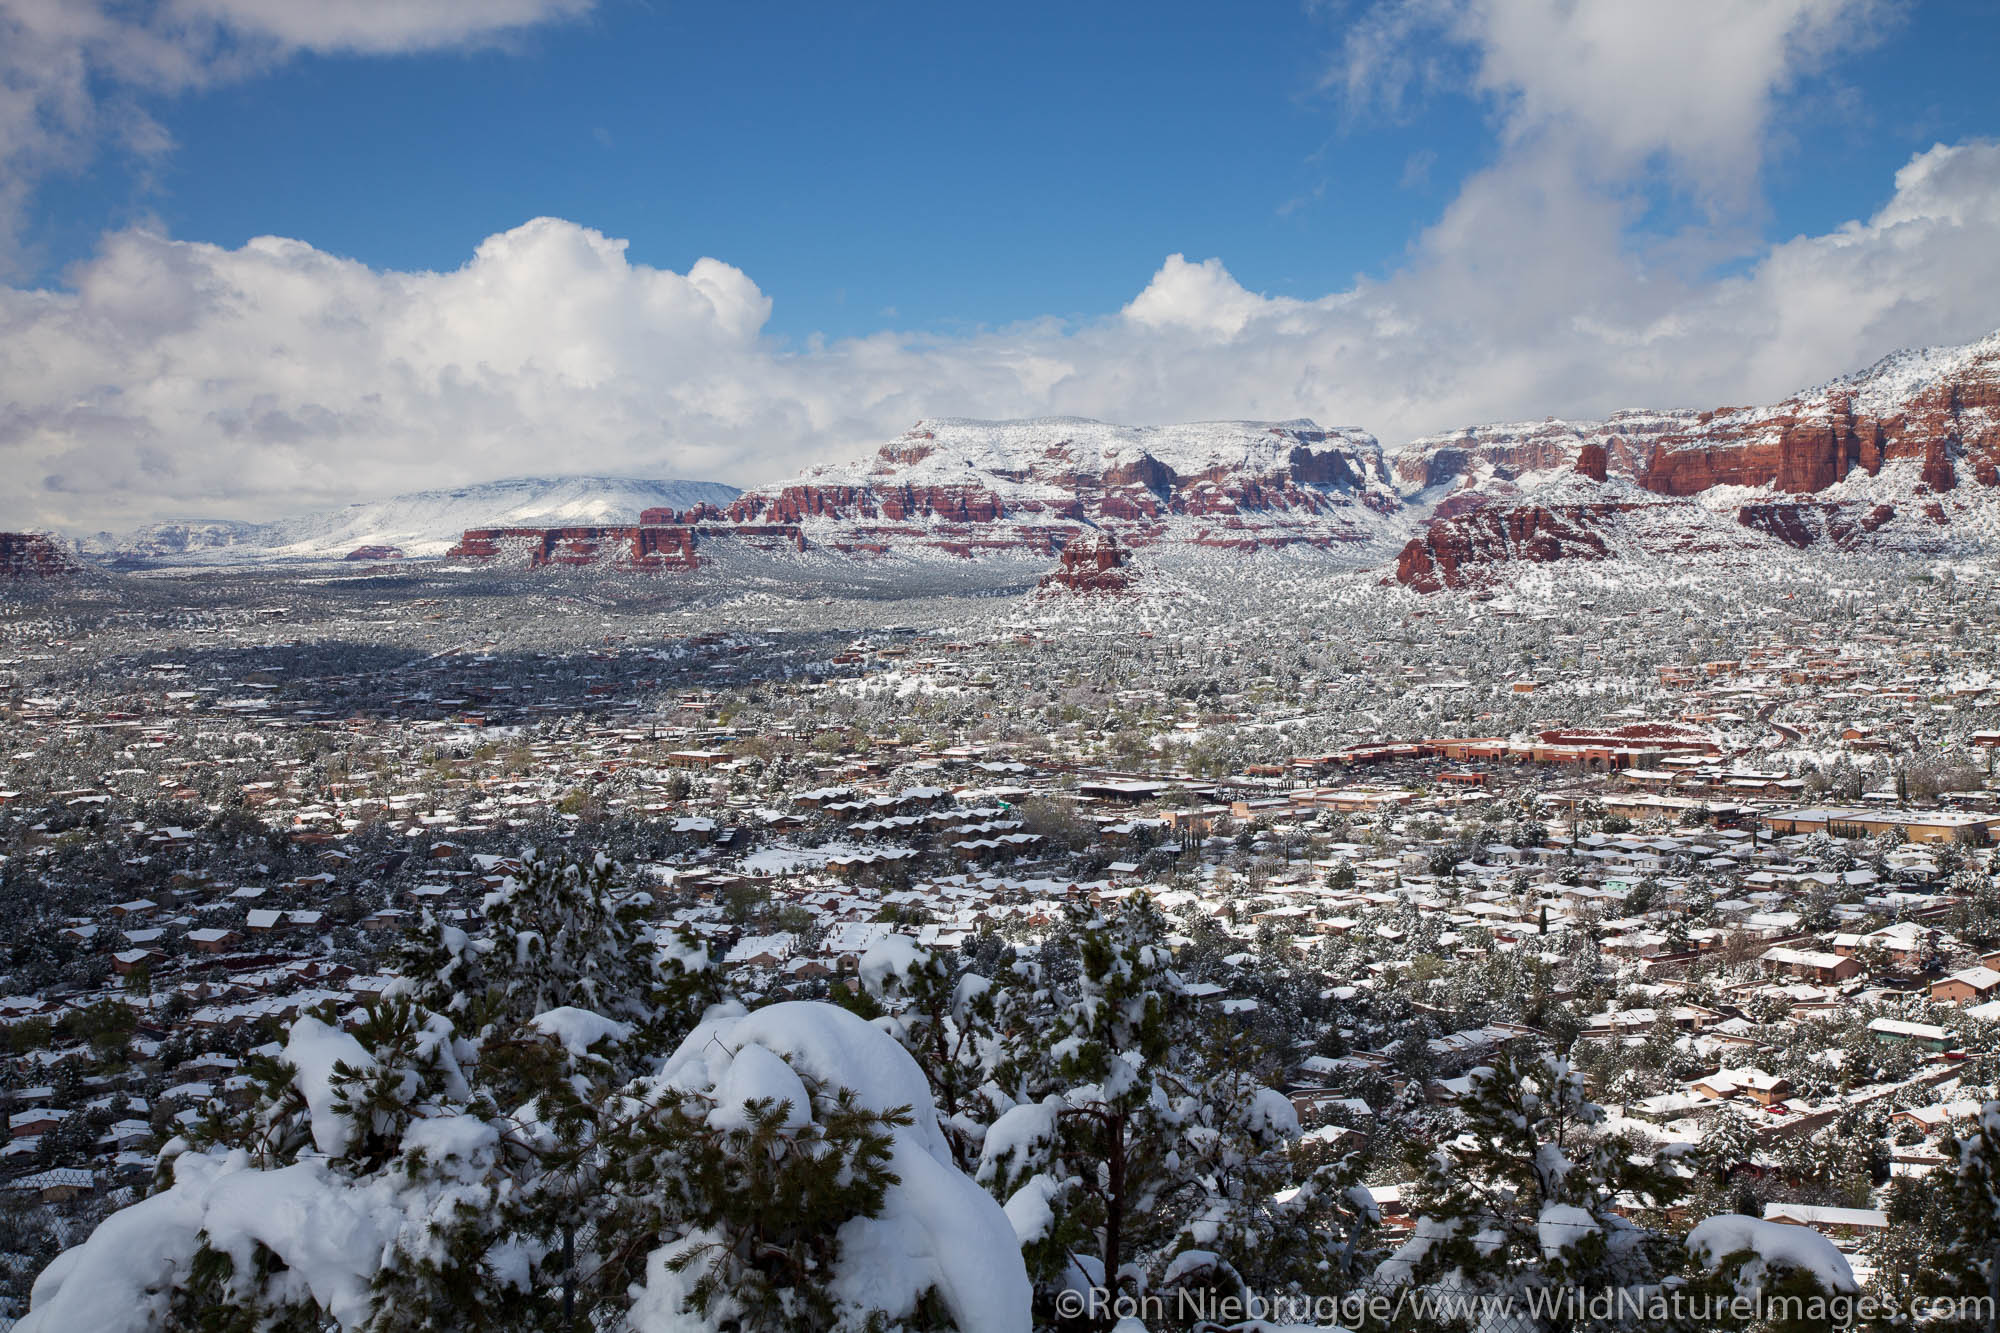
[2,506,1999,1331]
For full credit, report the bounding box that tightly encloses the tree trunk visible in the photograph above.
[1103,1112,1125,1311]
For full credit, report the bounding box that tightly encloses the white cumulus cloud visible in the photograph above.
[4,0,1997,536]
[1329,0,1894,202]
[3,139,1998,534]
[0,0,592,269]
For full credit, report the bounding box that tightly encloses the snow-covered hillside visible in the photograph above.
[793,416,1386,490]
[704,416,1408,561]
[84,476,743,565]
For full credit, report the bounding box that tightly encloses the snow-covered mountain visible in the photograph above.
[85,476,743,565]
[1388,327,2000,589]
[692,417,1409,559]
[78,327,2000,584]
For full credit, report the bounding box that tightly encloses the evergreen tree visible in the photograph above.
[1930,1101,2000,1332]
[1377,1048,1683,1327]
[971,899,1317,1327]
[843,934,1009,1171]
[18,854,1026,1333]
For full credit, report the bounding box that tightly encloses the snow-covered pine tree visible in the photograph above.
[1376,1048,1683,1326]
[397,849,716,1057]
[1930,1100,2000,1332]
[18,855,1028,1333]
[969,899,1321,1325]
[843,933,1011,1171]
[611,1000,1029,1333]
[1682,1212,1859,1333]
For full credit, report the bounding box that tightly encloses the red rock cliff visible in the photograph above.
[1037,532,1134,595]
[702,419,1406,557]
[1398,334,2000,501]
[1394,505,1631,593]
[0,532,76,579]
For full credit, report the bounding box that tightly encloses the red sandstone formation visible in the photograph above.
[1395,412,1693,491]
[447,520,809,571]
[1394,505,1632,593]
[1399,335,2000,504]
[1037,532,1134,595]
[0,532,76,580]
[1734,501,1899,550]
[1574,441,1608,483]
[344,545,405,562]
[449,525,701,571]
[1393,332,2000,590]
[697,419,1405,558]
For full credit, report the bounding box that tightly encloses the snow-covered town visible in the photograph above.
[9,5,2000,1326]
[1,534,1997,1329]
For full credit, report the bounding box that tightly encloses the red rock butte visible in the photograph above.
[1037,531,1134,595]
[0,532,76,579]
[447,521,804,571]
[705,417,1407,558]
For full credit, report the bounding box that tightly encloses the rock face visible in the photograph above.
[684,417,1407,558]
[1734,501,1900,549]
[1037,532,1134,595]
[446,521,807,571]
[1400,331,2000,503]
[1392,329,2000,590]
[1574,441,1609,484]
[1396,412,1697,491]
[1394,504,1628,593]
[0,532,76,580]
[448,526,702,571]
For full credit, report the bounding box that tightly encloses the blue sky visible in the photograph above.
[22,0,1995,343]
[26,2,1464,340]
[3,0,2000,530]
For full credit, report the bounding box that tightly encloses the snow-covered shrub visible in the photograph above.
[18,856,1028,1333]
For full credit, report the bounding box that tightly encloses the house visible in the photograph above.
[187,928,241,954]
[724,933,797,969]
[1931,966,2000,1006]
[1834,922,1943,969]
[1890,1101,1982,1133]
[1868,1017,1952,1051]
[1760,946,1860,984]
[9,1108,67,1139]
[1758,806,1999,844]
[111,948,166,977]
[1764,1203,1889,1238]
[1689,1068,1792,1106]
[3,1167,96,1203]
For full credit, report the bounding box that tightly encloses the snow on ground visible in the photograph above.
[778,416,1385,491]
[87,476,743,565]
